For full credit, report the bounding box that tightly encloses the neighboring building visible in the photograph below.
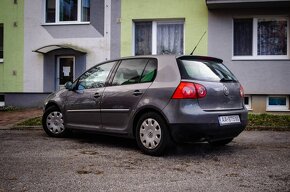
[206,0,290,113]
[0,0,121,107]
[0,0,24,107]
[1,0,290,114]
[120,0,208,57]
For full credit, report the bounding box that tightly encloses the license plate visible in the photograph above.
[218,115,240,126]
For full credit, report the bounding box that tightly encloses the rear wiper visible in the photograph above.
[220,78,236,82]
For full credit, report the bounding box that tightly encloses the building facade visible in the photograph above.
[120,0,208,57]
[1,0,121,107]
[1,0,290,114]
[0,0,24,106]
[206,0,290,113]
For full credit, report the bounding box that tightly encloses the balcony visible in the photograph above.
[206,0,290,9]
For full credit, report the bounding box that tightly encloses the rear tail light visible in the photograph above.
[240,85,244,97]
[172,82,207,99]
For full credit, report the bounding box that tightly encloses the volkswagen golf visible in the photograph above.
[42,55,248,155]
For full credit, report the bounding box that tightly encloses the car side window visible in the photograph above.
[140,59,157,83]
[78,62,115,89]
[112,59,148,86]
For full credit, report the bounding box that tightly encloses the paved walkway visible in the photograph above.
[0,108,42,129]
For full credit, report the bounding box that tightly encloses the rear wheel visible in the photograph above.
[136,112,170,156]
[42,106,68,137]
[209,138,233,146]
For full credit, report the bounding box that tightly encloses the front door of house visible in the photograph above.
[57,56,75,90]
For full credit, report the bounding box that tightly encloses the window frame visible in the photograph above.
[44,0,90,25]
[244,95,252,110]
[0,24,3,63]
[232,16,289,60]
[266,96,289,111]
[133,20,185,56]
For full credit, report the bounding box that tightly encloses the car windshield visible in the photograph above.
[177,59,238,82]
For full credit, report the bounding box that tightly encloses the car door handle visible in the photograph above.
[94,93,101,98]
[133,90,143,96]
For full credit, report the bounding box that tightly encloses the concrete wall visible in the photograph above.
[0,0,24,92]
[110,0,121,59]
[23,0,115,92]
[208,8,290,95]
[4,93,49,108]
[121,0,208,57]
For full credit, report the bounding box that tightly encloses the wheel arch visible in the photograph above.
[45,101,61,112]
[132,106,171,138]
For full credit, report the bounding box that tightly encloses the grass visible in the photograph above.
[246,113,290,131]
[0,106,18,112]
[16,113,290,131]
[17,116,42,126]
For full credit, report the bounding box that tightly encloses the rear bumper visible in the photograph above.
[162,100,248,143]
[169,122,246,143]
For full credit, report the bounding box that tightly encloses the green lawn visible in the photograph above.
[16,113,290,131]
[246,113,290,131]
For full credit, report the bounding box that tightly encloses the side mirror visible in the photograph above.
[64,81,73,90]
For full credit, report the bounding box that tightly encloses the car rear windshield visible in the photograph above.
[177,59,238,82]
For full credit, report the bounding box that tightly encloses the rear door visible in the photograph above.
[64,61,116,129]
[101,58,157,132]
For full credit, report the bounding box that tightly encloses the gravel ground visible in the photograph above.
[0,130,289,192]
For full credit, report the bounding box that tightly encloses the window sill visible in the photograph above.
[42,22,90,26]
[232,56,290,61]
[266,109,290,112]
[0,59,3,63]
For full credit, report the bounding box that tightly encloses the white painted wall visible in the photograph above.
[23,0,111,92]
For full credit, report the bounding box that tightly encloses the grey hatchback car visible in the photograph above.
[42,55,248,155]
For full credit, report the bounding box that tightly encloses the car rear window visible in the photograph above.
[177,59,238,82]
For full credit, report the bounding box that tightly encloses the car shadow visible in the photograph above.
[46,130,242,157]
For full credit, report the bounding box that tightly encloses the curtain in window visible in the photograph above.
[46,0,56,23]
[81,0,90,22]
[135,22,152,55]
[258,19,287,55]
[233,19,253,56]
[157,23,183,55]
[0,24,3,59]
[60,0,78,21]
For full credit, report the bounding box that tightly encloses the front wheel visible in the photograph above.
[136,112,170,156]
[42,106,68,137]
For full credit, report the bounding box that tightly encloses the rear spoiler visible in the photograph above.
[177,55,223,63]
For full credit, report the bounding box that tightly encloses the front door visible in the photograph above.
[64,61,116,130]
[57,56,75,90]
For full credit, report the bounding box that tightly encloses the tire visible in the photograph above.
[42,106,68,137]
[136,112,170,156]
[209,138,233,146]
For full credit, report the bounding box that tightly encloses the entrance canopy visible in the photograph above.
[33,44,87,54]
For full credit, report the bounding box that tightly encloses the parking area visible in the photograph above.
[0,129,289,192]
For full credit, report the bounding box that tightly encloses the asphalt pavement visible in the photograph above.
[0,129,289,192]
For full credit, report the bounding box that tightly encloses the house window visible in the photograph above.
[233,17,289,60]
[244,95,252,110]
[0,24,3,62]
[267,96,289,111]
[45,0,90,24]
[0,95,4,107]
[134,20,184,55]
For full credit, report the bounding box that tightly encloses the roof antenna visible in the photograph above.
[190,31,207,55]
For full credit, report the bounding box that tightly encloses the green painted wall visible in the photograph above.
[121,0,208,57]
[0,0,24,92]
